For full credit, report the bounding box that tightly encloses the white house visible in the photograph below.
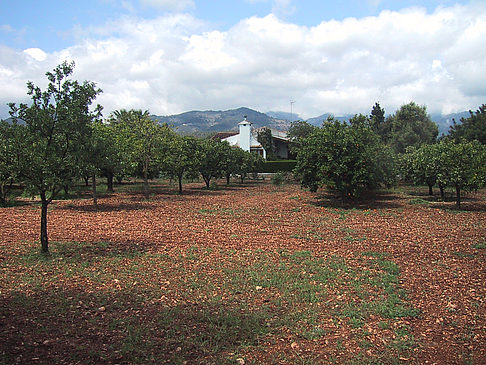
[215,116,290,159]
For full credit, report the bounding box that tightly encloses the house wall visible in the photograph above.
[224,134,239,147]
[274,139,289,159]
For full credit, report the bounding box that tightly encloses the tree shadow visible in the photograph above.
[62,201,159,212]
[0,285,270,364]
[309,189,404,210]
[404,188,486,212]
[21,240,151,261]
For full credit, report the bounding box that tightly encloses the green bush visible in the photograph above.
[271,172,285,186]
[259,160,297,173]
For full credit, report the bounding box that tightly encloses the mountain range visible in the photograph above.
[151,107,289,134]
[152,107,469,135]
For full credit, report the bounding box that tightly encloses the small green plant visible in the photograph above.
[408,198,431,205]
[378,321,391,330]
[271,172,285,186]
[452,251,476,259]
[472,241,486,249]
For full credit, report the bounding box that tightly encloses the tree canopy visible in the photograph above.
[162,133,201,194]
[388,102,438,153]
[109,109,171,199]
[9,61,102,253]
[294,118,396,199]
[0,119,24,205]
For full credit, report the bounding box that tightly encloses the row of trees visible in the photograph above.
[1,62,262,253]
[291,102,486,207]
[2,62,486,252]
[401,140,485,208]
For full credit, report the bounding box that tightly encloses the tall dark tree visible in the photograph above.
[369,102,391,143]
[370,102,385,127]
[388,102,438,153]
[9,61,102,253]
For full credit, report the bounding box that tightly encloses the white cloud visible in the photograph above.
[1,3,486,120]
[23,48,48,62]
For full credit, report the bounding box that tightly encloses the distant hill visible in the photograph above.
[151,107,471,136]
[307,111,470,136]
[431,112,470,135]
[306,113,354,126]
[151,107,290,134]
[2,117,26,125]
[266,111,302,121]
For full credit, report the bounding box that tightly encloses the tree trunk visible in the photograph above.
[106,172,114,193]
[63,185,69,195]
[0,184,5,206]
[178,175,183,195]
[455,185,461,209]
[427,183,433,196]
[92,174,98,210]
[226,173,231,185]
[439,184,445,199]
[84,176,90,186]
[203,174,211,189]
[143,163,149,199]
[40,192,49,254]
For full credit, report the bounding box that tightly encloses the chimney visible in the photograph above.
[238,116,252,152]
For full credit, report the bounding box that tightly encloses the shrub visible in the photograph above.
[259,160,297,173]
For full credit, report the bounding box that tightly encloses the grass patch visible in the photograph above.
[472,242,486,249]
[452,251,476,259]
[408,198,431,205]
[2,244,420,364]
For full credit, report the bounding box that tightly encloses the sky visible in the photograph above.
[1,0,485,120]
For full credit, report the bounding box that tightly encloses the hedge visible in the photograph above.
[259,160,297,173]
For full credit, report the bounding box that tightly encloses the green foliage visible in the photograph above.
[0,119,24,205]
[90,120,133,192]
[435,139,486,208]
[226,147,262,183]
[370,102,385,131]
[370,102,393,144]
[9,61,102,252]
[287,120,317,155]
[294,119,397,198]
[401,144,442,195]
[387,102,438,153]
[109,109,171,198]
[256,127,276,160]
[197,139,229,188]
[236,149,263,183]
[161,134,201,194]
[449,104,486,144]
[402,140,486,208]
[260,160,297,173]
[271,172,285,186]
